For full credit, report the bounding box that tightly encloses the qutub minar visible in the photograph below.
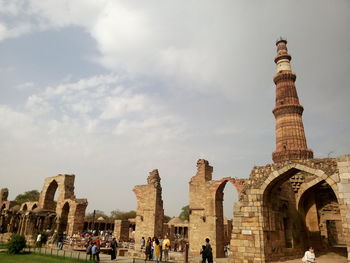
[272,38,313,163]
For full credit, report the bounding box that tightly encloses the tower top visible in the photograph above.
[275,37,287,46]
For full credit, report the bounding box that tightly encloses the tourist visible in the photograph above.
[158,236,163,261]
[95,239,101,262]
[203,238,213,263]
[162,235,170,262]
[141,236,145,251]
[110,238,118,261]
[86,241,93,261]
[302,247,316,263]
[92,242,98,262]
[57,234,64,250]
[154,238,161,263]
[145,237,152,261]
[36,233,42,247]
[200,245,206,263]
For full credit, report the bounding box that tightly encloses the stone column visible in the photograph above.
[133,169,164,249]
[336,155,350,262]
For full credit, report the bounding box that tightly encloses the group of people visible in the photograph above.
[85,237,118,261]
[141,235,171,262]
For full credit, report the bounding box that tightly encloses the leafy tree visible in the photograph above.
[14,190,40,205]
[110,210,136,220]
[179,205,190,221]
[7,234,26,254]
[163,215,172,223]
[85,210,108,220]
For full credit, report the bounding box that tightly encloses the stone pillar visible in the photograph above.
[188,159,217,257]
[113,219,130,241]
[336,155,350,262]
[133,169,164,249]
[230,190,265,263]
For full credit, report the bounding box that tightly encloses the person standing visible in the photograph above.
[141,237,145,251]
[200,245,206,263]
[162,235,170,262]
[110,238,118,260]
[36,233,42,247]
[92,242,98,262]
[154,238,161,263]
[158,236,163,261]
[302,247,316,263]
[145,237,152,261]
[203,238,213,263]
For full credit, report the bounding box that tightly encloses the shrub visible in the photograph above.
[7,234,26,254]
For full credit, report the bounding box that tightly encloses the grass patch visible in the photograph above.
[0,252,86,263]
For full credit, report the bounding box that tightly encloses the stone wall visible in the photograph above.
[133,169,164,248]
[188,159,244,258]
[114,219,130,241]
[230,156,350,263]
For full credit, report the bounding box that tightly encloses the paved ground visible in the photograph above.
[274,252,348,263]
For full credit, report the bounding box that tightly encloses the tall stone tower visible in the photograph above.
[272,39,313,163]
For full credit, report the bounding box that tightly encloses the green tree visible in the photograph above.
[7,234,26,254]
[163,215,172,223]
[110,210,136,220]
[14,190,40,205]
[179,205,190,221]
[85,210,108,220]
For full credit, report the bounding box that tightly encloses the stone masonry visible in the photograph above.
[133,169,164,248]
[188,159,244,258]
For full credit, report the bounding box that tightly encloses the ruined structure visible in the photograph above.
[0,174,87,238]
[133,169,164,247]
[229,40,350,262]
[188,159,244,258]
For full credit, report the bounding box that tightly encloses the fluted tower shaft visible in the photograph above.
[272,39,313,163]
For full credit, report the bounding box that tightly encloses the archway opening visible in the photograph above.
[58,202,70,235]
[299,181,345,253]
[43,180,58,211]
[32,203,37,210]
[215,179,238,258]
[22,204,28,211]
[262,169,309,262]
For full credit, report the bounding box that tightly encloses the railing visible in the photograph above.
[24,246,90,261]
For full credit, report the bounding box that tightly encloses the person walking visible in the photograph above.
[162,235,170,262]
[110,238,118,260]
[302,247,316,262]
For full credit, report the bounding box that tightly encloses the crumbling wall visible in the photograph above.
[133,169,164,247]
[188,159,244,258]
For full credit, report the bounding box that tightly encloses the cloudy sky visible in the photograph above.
[1,0,349,217]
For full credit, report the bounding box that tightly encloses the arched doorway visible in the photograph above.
[43,180,58,210]
[298,181,345,251]
[214,178,238,258]
[58,202,70,235]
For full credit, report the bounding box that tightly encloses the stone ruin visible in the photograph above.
[188,159,244,258]
[0,174,87,238]
[133,169,164,248]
